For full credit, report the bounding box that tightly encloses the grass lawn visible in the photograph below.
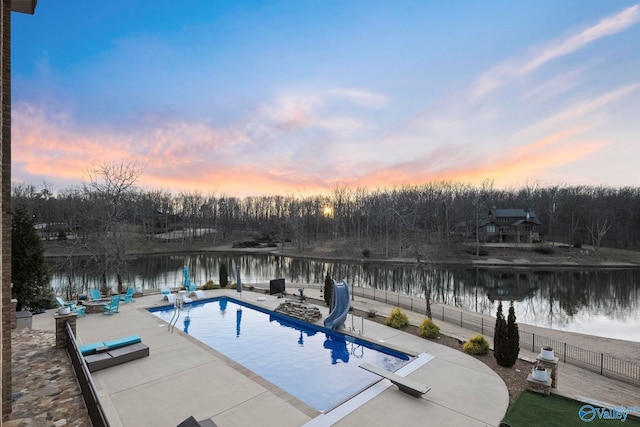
[502,391,640,427]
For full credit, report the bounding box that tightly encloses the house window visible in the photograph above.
[486,225,496,233]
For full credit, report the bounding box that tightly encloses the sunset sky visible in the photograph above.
[12,1,640,196]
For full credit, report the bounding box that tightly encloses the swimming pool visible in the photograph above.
[149,297,410,412]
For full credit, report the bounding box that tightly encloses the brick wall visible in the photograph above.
[1,0,10,419]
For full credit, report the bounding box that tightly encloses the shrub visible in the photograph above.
[362,248,371,258]
[465,246,489,256]
[418,317,440,339]
[463,334,489,355]
[324,272,333,307]
[573,239,582,248]
[202,280,219,290]
[219,263,228,288]
[534,245,555,254]
[494,301,520,367]
[385,307,409,329]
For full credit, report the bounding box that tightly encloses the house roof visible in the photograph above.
[489,208,542,225]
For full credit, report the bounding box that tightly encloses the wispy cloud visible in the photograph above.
[471,5,640,100]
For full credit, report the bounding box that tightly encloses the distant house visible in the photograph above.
[457,208,542,244]
[481,208,542,243]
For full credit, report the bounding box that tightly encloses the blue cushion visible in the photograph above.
[80,334,142,355]
[79,342,105,355]
[103,334,141,350]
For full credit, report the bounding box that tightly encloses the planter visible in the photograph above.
[532,367,548,382]
[58,306,71,315]
[541,347,554,361]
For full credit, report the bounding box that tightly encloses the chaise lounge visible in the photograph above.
[80,334,149,372]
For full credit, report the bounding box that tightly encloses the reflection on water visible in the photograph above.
[49,253,640,341]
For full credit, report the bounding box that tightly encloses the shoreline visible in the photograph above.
[44,239,640,269]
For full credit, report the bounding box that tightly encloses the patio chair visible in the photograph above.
[90,289,103,300]
[103,296,120,315]
[187,283,205,299]
[56,296,85,316]
[119,287,135,303]
[56,296,77,311]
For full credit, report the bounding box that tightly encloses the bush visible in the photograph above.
[465,246,489,256]
[463,334,489,355]
[324,272,333,307]
[219,263,228,288]
[362,248,371,258]
[573,239,582,248]
[534,245,555,254]
[202,280,219,290]
[232,240,260,248]
[385,307,409,329]
[418,317,440,339]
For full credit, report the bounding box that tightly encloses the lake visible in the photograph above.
[48,252,640,342]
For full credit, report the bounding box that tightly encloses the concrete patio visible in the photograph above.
[33,289,509,427]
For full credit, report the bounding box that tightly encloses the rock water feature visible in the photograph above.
[274,300,322,323]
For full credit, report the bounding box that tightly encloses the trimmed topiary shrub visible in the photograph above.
[463,334,489,355]
[219,263,229,288]
[418,317,440,339]
[385,307,409,329]
[324,272,333,307]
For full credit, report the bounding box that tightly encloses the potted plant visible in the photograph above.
[541,346,554,360]
[532,365,548,381]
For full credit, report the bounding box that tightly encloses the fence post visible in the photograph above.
[563,342,567,363]
[442,306,444,320]
[460,311,463,328]
[532,334,535,353]
[601,354,604,376]
[481,318,484,335]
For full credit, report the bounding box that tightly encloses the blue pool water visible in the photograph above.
[149,297,410,411]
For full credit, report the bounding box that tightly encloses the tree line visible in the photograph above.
[12,164,640,264]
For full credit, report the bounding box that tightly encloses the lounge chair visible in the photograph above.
[103,296,120,315]
[56,296,76,311]
[187,283,205,299]
[80,334,149,372]
[161,287,171,299]
[119,287,135,303]
[79,334,142,355]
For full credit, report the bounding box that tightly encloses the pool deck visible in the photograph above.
[35,289,509,427]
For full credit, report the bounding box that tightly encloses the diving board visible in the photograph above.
[359,363,431,398]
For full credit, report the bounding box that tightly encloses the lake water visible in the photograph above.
[48,253,640,342]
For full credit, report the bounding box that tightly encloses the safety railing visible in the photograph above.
[351,286,640,386]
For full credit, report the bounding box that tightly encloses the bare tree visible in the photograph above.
[83,161,142,294]
[588,217,612,254]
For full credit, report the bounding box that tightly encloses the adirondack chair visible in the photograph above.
[90,289,103,300]
[119,288,135,303]
[103,296,120,315]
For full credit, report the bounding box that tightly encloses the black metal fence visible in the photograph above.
[64,321,110,427]
[351,286,640,386]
